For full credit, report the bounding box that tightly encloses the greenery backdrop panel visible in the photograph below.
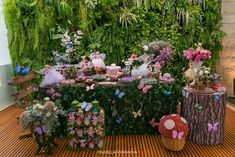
[3,0,224,69]
[37,81,181,135]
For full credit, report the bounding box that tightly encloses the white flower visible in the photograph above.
[46,112,51,117]
[143,45,149,52]
[44,97,50,101]
[199,70,203,76]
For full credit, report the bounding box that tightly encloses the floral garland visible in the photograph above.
[67,100,105,149]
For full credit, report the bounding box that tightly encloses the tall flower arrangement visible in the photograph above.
[184,43,211,63]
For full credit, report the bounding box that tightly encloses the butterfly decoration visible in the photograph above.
[115,89,125,98]
[148,118,159,128]
[172,130,184,140]
[194,103,203,111]
[97,139,104,148]
[35,126,47,135]
[214,93,222,100]
[207,122,219,132]
[182,90,189,98]
[163,90,172,96]
[138,79,153,93]
[14,63,32,76]
[86,84,95,91]
[116,117,123,125]
[132,109,142,118]
[81,102,93,111]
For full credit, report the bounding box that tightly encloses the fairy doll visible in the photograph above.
[40,65,64,87]
[89,52,106,69]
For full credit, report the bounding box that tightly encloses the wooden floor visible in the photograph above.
[0,106,235,157]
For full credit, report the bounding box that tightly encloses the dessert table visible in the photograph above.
[181,87,226,145]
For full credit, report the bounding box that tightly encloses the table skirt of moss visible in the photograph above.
[35,81,181,135]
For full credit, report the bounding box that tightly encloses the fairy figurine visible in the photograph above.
[89,52,106,69]
[40,65,64,87]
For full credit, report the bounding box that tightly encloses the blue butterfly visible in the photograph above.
[116,117,123,124]
[182,90,189,98]
[214,93,222,100]
[14,63,31,76]
[21,67,31,76]
[115,89,125,99]
[163,90,172,96]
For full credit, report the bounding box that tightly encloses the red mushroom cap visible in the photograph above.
[158,114,189,139]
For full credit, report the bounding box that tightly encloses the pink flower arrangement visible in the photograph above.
[184,44,211,62]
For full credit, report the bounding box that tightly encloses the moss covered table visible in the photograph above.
[181,87,226,145]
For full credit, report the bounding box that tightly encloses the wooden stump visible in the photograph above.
[181,87,226,145]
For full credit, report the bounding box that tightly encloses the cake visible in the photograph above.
[106,64,121,78]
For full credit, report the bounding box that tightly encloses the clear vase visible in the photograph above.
[191,61,203,69]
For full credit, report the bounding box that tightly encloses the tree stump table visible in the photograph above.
[181,87,226,145]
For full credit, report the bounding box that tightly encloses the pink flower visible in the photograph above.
[87,127,95,137]
[47,88,55,95]
[51,92,61,100]
[143,87,148,93]
[76,129,83,137]
[69,112,75,122]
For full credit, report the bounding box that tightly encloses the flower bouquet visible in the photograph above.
[184,43,211,69]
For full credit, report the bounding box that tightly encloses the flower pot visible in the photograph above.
[191,61,203,69]
[161,136,185,151]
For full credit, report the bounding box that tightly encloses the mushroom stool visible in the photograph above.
[158,114,189,151]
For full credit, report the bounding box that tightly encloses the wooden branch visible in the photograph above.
[12,84,38,101]
[9,71,36,86]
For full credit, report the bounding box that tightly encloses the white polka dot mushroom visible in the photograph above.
[158,114,189,151]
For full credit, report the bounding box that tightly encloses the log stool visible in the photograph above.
[181,87,226,145]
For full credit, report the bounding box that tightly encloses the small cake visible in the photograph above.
[106,64,121,78]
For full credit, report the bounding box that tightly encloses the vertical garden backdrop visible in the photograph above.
[3,0,224,70]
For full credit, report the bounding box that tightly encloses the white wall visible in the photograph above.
[0,0,11,65]
[0,0,15,111]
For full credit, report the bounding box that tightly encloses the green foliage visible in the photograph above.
[3,0,224,70]
[36,81,181,135]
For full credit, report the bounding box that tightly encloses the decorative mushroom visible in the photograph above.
[158,114,189,139]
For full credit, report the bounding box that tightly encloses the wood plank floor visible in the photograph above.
[0,105,235,157]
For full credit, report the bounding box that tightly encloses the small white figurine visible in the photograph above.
[89,52,106,69]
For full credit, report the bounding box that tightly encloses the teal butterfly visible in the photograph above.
[163,90,172,96]
[194,103,203,111]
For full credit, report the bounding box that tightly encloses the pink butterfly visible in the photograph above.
[148,118,159,128]
[172,130,184,140]
[138,79,153,93]
[207,122,219,132]
[86,84,95,91]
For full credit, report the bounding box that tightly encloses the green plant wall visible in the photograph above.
[3,0,224,70]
